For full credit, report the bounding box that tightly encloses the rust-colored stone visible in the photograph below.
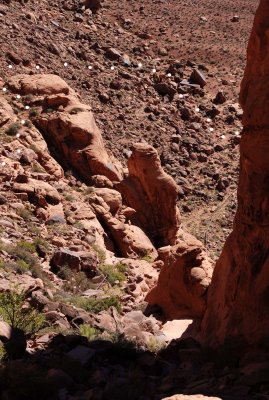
[202,0,269,347]
[118,143,180,247]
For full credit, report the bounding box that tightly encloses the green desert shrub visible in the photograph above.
[0,289,46,334]
[5,123,21,136]
[99,263,127,286]
[17,207,32,220]
[146,337,166,353]
[79,325,100,341]
[70,295,121,313]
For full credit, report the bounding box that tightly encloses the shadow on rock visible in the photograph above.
[0,328,267,400]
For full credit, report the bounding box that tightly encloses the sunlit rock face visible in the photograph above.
[201,0,269,348]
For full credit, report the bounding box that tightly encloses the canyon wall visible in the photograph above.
[201,0,269,347]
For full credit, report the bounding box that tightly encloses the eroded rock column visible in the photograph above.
[202,0,269,347]
[118,143,181,247]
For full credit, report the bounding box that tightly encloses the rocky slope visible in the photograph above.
[0,0,258,259]
[0,0,268,400]
[0,71,217,398]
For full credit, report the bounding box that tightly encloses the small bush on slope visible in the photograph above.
[70,295,122,313]
[0,289,46,334]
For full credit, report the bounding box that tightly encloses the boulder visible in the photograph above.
[118,143,180,246]
[51,248,98,272]
[0,321,12,341]
[84,0,101,12]
[161,319,194,341]
[202,0,269,347]
[7,74,122,184]
[13,178,61,205]
[92,196,157,259]
[121,258,158,303]
[190,69,207,87]
[0,275,43,294]
[146,230,212,319]
[94,188,122,214]
[7,74,70,95]
[0,157,24,183]
[37,99,122,183]
[0,97,16,127]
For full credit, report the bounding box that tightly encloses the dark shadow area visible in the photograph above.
[0,328,268,400]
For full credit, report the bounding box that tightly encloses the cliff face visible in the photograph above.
[201,0,269,347]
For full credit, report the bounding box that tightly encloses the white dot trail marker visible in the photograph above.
[8,65,13,69]
[152,68,156,73]
[111,66,115,70]
[16,133,20,138]
[36,65,40,70]
[88,65,92,70]
[206,118,211,122]
[195,107,200,112]
[21,120,25,125]
[16,95,21,99]
[25,105,30,110]
[209,127,214,132]
[2,88,7,92]
[138,62,143,68]
[17,149,21,154]
[167,73,171,77]
[64,62,68,67]
[221,135,226,139]
[179,94,184,98]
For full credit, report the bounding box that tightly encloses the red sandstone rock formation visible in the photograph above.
[118,143,181,246]
[91,194,158,259]
[146,229,212,319]
[0,97,16,126]
[7,74,70,96]
[7,74,122,184]
[202,0,269,347]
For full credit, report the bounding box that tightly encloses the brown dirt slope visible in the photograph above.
[0,0,258,258]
